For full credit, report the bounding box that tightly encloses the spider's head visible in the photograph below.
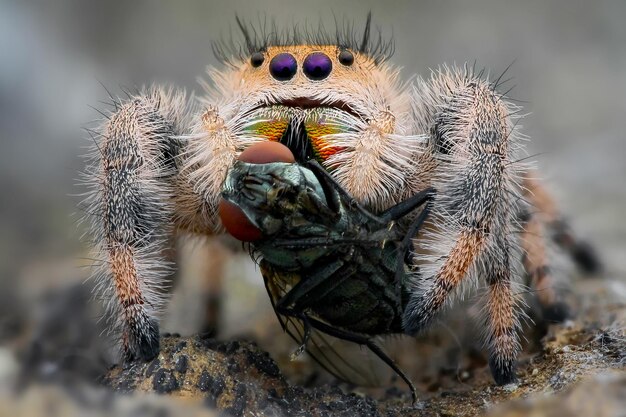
[203,16,420,209]
[205,15,412,166]
[233,44,391,120]
[207,43,409,163]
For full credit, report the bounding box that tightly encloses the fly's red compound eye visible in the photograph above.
[219,142,295,242]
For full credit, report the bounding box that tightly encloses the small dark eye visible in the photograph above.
[338,49,354,66]
[303,52,333,80]
[250,52,265,67]
[269,53,298,81]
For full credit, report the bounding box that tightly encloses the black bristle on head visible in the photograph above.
[212,13,394,66]
[359,12,372,53]
[235,15,255,53]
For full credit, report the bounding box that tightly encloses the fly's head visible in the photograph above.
[222,157,340,239]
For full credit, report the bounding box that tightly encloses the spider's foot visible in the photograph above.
[401,295,433,336]
[571,241,602,274]
[489,356,517,386]
[123,318,161,362]
[541,301,571,324]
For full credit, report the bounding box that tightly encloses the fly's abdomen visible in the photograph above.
[308,248,404,335]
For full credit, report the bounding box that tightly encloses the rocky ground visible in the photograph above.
[103,283,625,417]
[102,322,624,417]
[2,246,622,417]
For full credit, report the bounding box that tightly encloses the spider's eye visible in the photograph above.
[250,52,265,68]
[303,52,333,80]
[269,53,297,81]
[338,49,354,66]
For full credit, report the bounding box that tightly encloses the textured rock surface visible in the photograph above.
[104,309,625,416]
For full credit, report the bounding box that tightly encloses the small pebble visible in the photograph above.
[502,382,519,392]
[152,369,179,393]
[175,355,189,373]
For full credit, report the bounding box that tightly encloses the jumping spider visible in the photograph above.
[81,15,599,399]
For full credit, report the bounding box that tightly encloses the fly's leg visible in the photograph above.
[276,261,357,312]
[306,159,436,225]
[403,67,522,384]
[394,201,433,298]
[299,315,418,404]
[260,259,353,359]
[306,162,435,291]
[378,188,435,223]
[273,259,418,400]
[288,314,312,360]
[304,159,385,224]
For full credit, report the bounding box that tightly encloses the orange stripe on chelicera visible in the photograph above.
[252,119,290,142]
[305,118,345,162]
[242,108,348,163]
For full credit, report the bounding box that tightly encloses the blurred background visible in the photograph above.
[0,0,625,410]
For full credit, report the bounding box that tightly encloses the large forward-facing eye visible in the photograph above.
[269,53,297,81]
[303,52,333,80]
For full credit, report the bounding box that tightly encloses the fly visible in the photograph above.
[221,152,434,402]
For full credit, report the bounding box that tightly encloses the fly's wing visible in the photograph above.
[260,261,396,387]
[294,321,398,388]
